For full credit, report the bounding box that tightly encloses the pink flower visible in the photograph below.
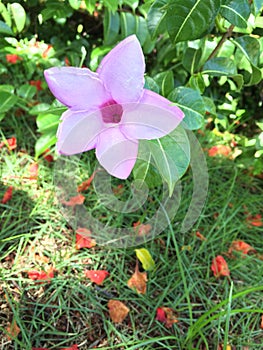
[44,35,184,179]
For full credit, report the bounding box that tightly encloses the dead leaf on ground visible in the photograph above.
[28,162,39,180]
[108,300,130,323]
[84,270,109,285]
[228,240,256,256]
[75,227,96,249]
[77,171,97,192]
[6,319,20,340]
[61,194,85,206]
[127,260,147,294]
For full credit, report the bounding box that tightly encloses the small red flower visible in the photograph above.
[28,268,54,283]
[29,80,43,91]
[0,137,17,150]
[208,145,231,157]
[228,240,256,255]
[42,149,54,162]
[156,306,178,328]
[84,270,109,285]
[246,214,263,227]
[211,255,230,278]
[75,228,96,249]
[1,186,13,204]
[6,54,22,64]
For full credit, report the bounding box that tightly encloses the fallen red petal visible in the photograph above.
[84,270,109,285]
[228,240,256,255]
[77,171,97,192]
[211,255,230,278]
[61,194,85,206]
[0,137,17,150]
[1,186,13,204]
[29,162,39,180]
[246,214,263,227]
[61,345,78,350]
[76,231,96,249]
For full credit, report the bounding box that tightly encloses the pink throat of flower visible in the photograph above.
[101,100,123,124]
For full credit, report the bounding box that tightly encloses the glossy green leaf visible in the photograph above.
[30,103,51,115]
[103,8,120,45]
[147,0,167,38]
[135,248,155,271]
[36,113,60,133]
[120,12,136,38]
[182,47,202,74]
[0,91,17,113]
[135,16,148,46]
[0,2,11,27]
[69,0,81,10]
[233,36,262,85]
[10,3,26,32]
[253,0,263,15]
[122,0,139,11]
[203,96,217,116]
[35,132,57,158]
[220,0,251,28]
[144,76,160,93]
[0,20,13,35]
[17,84,36,100]
[168,87,205,130]
[147,126,190,195]
[166,0,221,43]
[154,71,174,97]
[202,57,237,76]
[103,0,118,12]
[188,74,206,94]
[84,0,97,14]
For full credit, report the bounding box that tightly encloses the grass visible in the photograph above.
[0,116,263,349]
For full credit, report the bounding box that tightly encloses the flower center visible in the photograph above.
[101,100,123,124]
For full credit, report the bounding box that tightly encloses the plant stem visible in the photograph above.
[207,24,235,61]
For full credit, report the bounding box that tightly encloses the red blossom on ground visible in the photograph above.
[75,228,96,249]
[61,345,78,350]
[27,268,55,283]
[156,306,178,328]
[0,136,17,150]
[1,186,13,204]
[208,145,232,157]
[211,255,230,278]
[133,221,152,236]
[246,214,263,227]
[84,270,109,285]
[6,54,22,64]
[228,240,256,255]
[42,149,54,162]
[61,194,85,206]
[29,80,43,91]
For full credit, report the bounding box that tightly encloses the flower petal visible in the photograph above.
[57,109,103,155]
[97,35,145,104]
[96,128,138,179]
[121,89,184,140]
[44,67,110,109]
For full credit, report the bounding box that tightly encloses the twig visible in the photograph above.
[207,24,235,61]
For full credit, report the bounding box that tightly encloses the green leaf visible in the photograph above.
[147,126,190,195]
[0,85,15,93]
[122,0,139,11]
[166,0,221,43]
[0,20,13,35]
[17,84,37,100]
[154,71,174,97]
[144,76,160,93]
[29,103,51,115]
[10,3,26,32]
[202,57,237,76]
[168,87,205,130]
[103,8,120,45]
[220,0,251,28]
[0,2,11,27]
[90,46,111,71]
[0,91,17,113]
[188,74,206,93]
[135,16,148,46]
[120,12,136,38]
[35,132,57,158]
[233,36,262,85]
[203,96,217,116]
[69,0,81,10]
[84,0,97,14]
[135,248,155,271]
[182,47,202,74]
[103,0,118,12]
[147,0,167,38]
[36,113,60,133]
[253,0,263,15]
